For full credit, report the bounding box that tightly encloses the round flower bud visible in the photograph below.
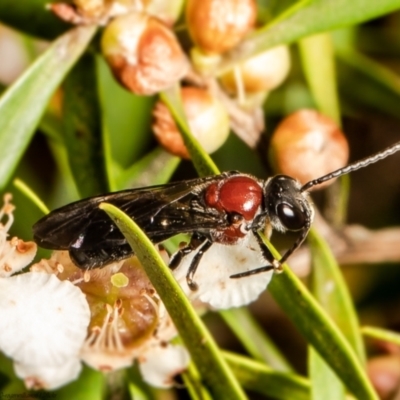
[269,109,349,189]
[101,12,189,95]
[220,45,291,94]
[153,87,230,159]
[186,0,256,54]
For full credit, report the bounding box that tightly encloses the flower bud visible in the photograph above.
[186,0,256,54]
[269,109,349,189]
[220,45,291,94]
[101,12,189,95]
[153,86,230,159]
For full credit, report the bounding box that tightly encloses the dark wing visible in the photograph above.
[33,173,234,269]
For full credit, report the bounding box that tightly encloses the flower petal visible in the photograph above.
[0,272,90,366]
[0,239,37,277]
[139,343,190,388]
[173,232,273,309]
[14,358,82,390]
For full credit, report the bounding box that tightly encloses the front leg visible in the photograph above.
[230,230,280,279]
[169,233,212,291]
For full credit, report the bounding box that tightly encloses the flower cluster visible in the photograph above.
[0,196,189,390]
[48,0,293,153]
[0,188,277,391]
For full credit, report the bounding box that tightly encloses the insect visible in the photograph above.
[33,141,400,290]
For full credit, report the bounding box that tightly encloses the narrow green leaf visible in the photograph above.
[362,326,400,346]
[215,0,400,74]
[62,51,109,197]
[223,352,310,400]
[0,25,96,191]
[267,239,378,399]
[308,228,365,361]
[309,348,345,400]
[115,147,180,190]
[13,178,49,214]
[220,308,293,372]
[161,86,219,177]
[299,33,340,123]
[182,362,213,400]
[307,227,359,399]
[99,203,247,400]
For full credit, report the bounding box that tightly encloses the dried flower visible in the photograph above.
[32,249,189,388]
[153,86,230,158]
[269,109,349,188]
[0,194,188,391]
[0,194,36,277]
[101,12,189,95]
[186,0,256,54]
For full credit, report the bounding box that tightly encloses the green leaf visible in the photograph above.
[182,362,213,400]
[99,202,247,400]
[0,0,70,40]
[308,228,365,361]
[299,33,340,123]
[62,51,109,197]
[220,307,293,372]
[215,0,400,74]
[13,178,49,214]
[161,86,219,177]
[307,227,364,399]
[309,348,345,400]
[0,25,96,191]
[115,147,180,190]
[362,326,400,346]
[224,352,310,400]
[267,238,377,399]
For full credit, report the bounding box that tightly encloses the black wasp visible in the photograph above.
[33,141,400,290]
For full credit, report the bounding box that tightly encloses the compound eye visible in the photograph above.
[276,203,306,231]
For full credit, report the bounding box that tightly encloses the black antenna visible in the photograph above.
[301,141,400,192]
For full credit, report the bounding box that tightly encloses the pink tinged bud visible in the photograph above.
[153,86,230,158]
[186,0,256,54]
[269,109,349,189]
[101,12,189,95]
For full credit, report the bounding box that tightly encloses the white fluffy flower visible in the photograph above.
[173,231,274,309]
[0,272,90,389]
[139,343,190,388]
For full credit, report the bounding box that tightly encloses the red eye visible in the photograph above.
[276,203,306,231]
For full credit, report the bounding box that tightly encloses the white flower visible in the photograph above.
[172,231,274,309]
[139,343,190,388]
[0,194,36,277]
[0,192,189,390]
[0,272,90,389]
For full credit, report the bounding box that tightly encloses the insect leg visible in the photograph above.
[169,232,205,270]
[186,238,213,291]
[230,230,278,279]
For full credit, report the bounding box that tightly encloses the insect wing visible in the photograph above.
[33,174,230,268]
